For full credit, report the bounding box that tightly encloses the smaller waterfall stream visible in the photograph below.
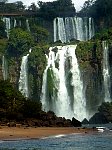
[26,19,30,32]
[2,17,11,38]
[41,45,87,121]
[19,54,29,98]
[2,56,8,80]
[102,41,111,102]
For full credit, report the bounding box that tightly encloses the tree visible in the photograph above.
[14,1,25,12]
[0,80,42,120]
[28,2,38,12]
[7,28,34,57]
[30,25,49,43]
[37,0,76,19]
[79,0,112,18]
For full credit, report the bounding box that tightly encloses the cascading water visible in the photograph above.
[66,45,87,120]
[41,45,87,121]
[53,17,95,43]
[2,17,11,38]
[102,41,111,102]
[19,54,29,98]
[2,56,8,80]
[14,19,17,28]
[26,19,30,32]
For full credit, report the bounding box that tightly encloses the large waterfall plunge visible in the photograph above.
[19,54,29,98]
[102,41,111,102]
[54,17,95,43]
[41,45,87,121]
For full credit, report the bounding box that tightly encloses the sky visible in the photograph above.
[8,0,86,11]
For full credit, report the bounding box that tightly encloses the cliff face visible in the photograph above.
[0,45,47,100]
[76,41,104,116]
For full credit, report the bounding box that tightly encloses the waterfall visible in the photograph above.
[41,45,87,121]
[57,18,66,43]
[2,56,8,80]
[53,17,95,43]
[14,19,17,28]
[19,54,29,98]
[66,45,87,120]
[102,41,111,102]
[26,19,30,32]
[2,17,11,38]
[53,18,57,42]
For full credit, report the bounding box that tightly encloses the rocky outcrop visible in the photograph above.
[76,41,104,117]
[0,111,82,127]
[89,112,109,124]
[82,118,89,124]
[72,117,82,127]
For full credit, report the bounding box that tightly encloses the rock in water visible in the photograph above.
[89,113,109,124]
[72,117,82,127]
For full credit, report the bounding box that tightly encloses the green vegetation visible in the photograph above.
[30,25,49,43]
[79,0,112,17]
[0,80,42,121]
[93,28,112,41]
[79,0,112,28]
[7,28,34,57]
[0,1,25,13]
[0,0,76,19]
[0,39,7,54]
[37,0,76,19]
[76,40,102,69]
[46,68,58,102]
[28,45,48,100]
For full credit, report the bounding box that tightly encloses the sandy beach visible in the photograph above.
[0,126,97,140]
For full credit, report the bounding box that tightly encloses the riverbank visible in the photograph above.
[0,126,97,140]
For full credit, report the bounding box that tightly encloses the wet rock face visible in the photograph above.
[0,57,20,88]
[76,41,104,118]
[82,62,104,117]
[72,117,82,127]
[89,112,109,124]
[82,118,89,124]
[23,111,82,127]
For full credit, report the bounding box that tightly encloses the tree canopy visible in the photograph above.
[0,0,76,19]
[0,80,42,120]
[38,0,76,19]
[7,28,34,57]
[79,0,112,18]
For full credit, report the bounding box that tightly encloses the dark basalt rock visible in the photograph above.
[82,118,89,124]
[72,117,82,127]
[21,111,73,127]
[89,112,109,124]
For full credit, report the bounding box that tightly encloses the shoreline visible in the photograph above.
[0,126,97,141]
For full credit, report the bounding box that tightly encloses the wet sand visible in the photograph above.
[0,126,97,140]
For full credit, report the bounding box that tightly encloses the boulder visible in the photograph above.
[82,118,89,124]
[89,112,109,124]
[72,117,81,127]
